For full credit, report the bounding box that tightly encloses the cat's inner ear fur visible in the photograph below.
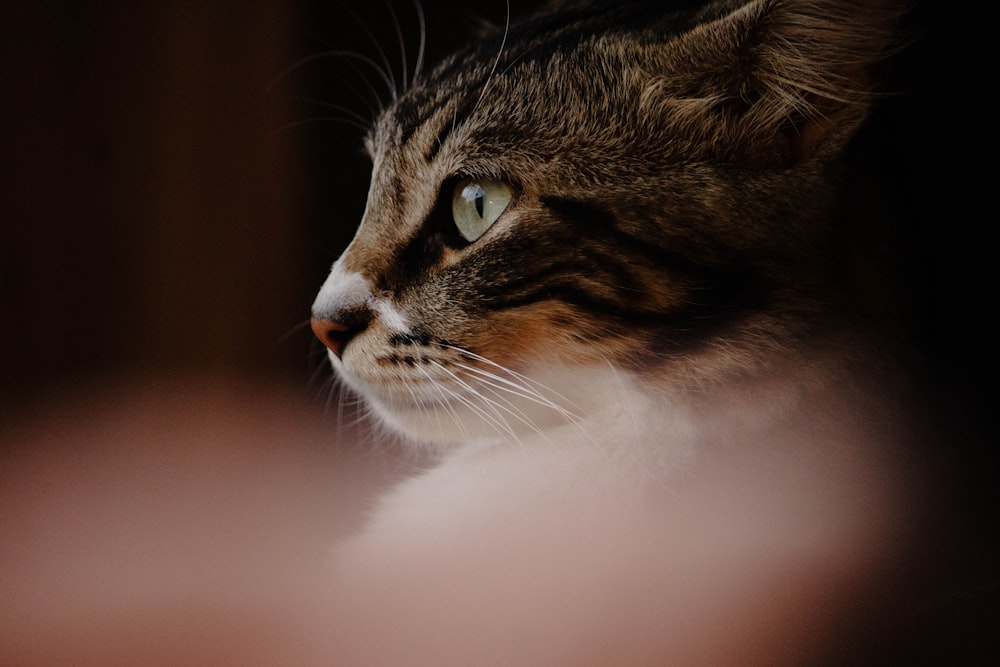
[663,0,903,167]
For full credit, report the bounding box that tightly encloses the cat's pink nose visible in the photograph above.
[311,317,357,358]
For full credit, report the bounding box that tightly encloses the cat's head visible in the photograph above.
[311,0,902,448]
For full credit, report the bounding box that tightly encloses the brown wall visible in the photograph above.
[3,2,316,400]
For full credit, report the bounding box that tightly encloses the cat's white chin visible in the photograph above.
[365,397,514,448]
[354,364,656,451]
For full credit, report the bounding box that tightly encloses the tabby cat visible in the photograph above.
[311,0,916,662]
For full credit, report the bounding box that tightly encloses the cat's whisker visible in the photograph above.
[427,361,522,444]
[338,2,400,100]
[445,362,547,430]
[437,344,583,413]
[323,376,343,422]
[307,360,333,393]
[336,390,368,446]
[440,380,521,446]
[453,361,575,407]
[447,355,555,401]
[276,20,393,126]
[453,363,582,424]
[284,96,373,131]
[603,357,644,441]
[450,361,552,401]
[421,361,516,439]
[335,380,356,441]
[274,115,372,135]
[410,0,426,85]
[308,344,336,392]
[459,364,593,441]
[413,362,474,443]
[424,379,459,445]
[495,50,529,80]
[471,0,511,114]
[457,364,576,442]
[449,354,594,443]
[383,0,409,92]
[451,347,607,447]
[272,50,397,104]
[472,378,557,446]
[276,318,315,347]
[327,51,389,118]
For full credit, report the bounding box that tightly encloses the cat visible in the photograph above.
[309,0,922,663]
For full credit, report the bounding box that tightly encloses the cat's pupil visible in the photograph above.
[464,184,485,218]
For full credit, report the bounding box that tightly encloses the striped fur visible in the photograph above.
[312,0,904,449]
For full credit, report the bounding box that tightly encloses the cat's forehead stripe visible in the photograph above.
[393,5,694,161]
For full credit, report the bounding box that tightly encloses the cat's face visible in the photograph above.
[311,0,896,447]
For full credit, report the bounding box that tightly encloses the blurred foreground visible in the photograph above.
[2,373,991,665]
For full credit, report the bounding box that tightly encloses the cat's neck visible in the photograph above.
[429,331,899,483]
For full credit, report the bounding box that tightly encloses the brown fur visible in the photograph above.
[317,0,906,416]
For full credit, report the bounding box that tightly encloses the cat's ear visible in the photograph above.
[673,0,905,166]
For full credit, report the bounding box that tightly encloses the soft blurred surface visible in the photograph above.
[0,376,410,665]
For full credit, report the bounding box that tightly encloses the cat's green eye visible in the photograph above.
[451,177,514,243]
